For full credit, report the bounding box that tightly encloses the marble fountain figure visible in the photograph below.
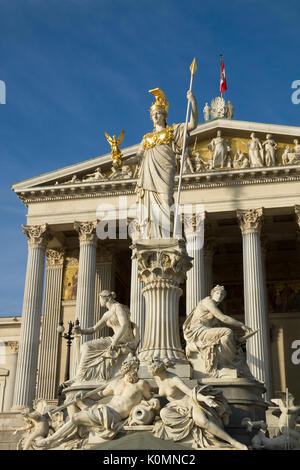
[72,290,139,385]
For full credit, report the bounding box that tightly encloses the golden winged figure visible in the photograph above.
[105,129,124,168]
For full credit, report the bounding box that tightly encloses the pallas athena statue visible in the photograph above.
[127,88,198,238]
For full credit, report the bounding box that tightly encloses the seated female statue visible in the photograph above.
[73,290,139,383]
[183,285,254,378]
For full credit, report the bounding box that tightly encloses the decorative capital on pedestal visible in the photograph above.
[6,341,19,354]
[184,212,205,236]
[46,248,65,267]
[236,208,264,235]
[295,205,300,228]
[133,239,193,287]
[74,221,98,244]
[22,224,51,247]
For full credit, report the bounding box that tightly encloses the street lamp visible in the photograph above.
[57,319,79,402]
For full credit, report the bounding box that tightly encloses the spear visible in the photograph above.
[173,58,197,239]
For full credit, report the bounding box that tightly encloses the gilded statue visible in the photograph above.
[105,129,125,168]
[125,88,198,238]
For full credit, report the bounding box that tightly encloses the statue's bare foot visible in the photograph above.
[231,439,248,450]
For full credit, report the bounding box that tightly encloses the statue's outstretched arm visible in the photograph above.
[205,298,250,331]
[187,91,198,132]
[74,313,108,336]
[172,376,193,398]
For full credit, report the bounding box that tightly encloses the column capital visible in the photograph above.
[295,205,300,228]
[46,248,65,267]
[134,239,192,287]
[6,341,19,354]
[22,224,51,247]
[74,221,97,244]
[237,208,264,235]
[184,212,205,236]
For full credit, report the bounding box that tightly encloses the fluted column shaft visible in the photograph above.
[36,249,64,400]
[130,254,145,352]
[184,213,205,315]
[13,224,49,409]
[3,342,19,411]
[139,283,183,361]
[129,222,145,352]
[135,239,192,367]
[94,257,115,338]
[72,222,97,375]
[237,209,271,397]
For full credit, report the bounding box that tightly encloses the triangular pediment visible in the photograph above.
[12,118,300,204]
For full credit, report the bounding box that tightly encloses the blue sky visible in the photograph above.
[0,0,300,315]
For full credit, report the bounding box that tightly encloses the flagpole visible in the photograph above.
[173,58,197,239]
[220,54,223,99]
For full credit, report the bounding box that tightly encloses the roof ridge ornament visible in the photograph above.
[203,96,234,121]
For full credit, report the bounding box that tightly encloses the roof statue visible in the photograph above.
[105,129,124,169]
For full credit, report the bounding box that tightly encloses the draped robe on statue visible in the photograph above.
[136,123,186,238]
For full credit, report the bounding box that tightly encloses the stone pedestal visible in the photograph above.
[133,238,193,378]
[13,224,49,410]
[0,412,25,450]
[200,377,267,446]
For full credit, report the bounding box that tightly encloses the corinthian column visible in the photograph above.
[237,209,271,397]
[36,248,64,401]
[13,224,50,409]
[72,221,97,374]
[135,239,192,377]
[94,248,116,339]
[3,342,19,411]
[184,213,205,315]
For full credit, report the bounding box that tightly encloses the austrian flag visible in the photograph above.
[220,59,227,93]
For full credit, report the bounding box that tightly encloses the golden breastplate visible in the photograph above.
[142,125,173,150]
